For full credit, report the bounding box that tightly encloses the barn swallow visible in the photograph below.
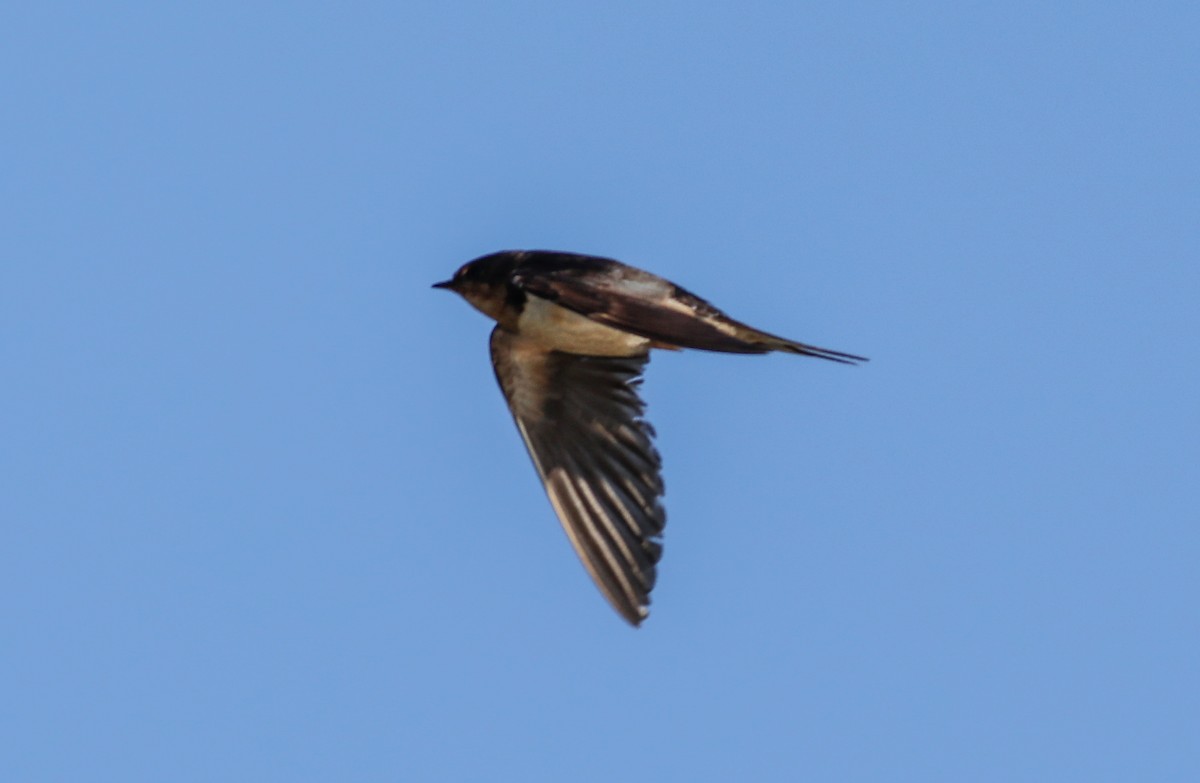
[434,250,865,626]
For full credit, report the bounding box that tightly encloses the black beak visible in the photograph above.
[432,279,455,290]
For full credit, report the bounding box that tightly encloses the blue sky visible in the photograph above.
[4,3,1197,781]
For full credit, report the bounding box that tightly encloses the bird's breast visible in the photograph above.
[516,295,649,357]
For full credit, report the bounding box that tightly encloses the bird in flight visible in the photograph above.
[434,250,865,626]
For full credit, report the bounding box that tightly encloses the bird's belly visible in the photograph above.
[517,296,649,356]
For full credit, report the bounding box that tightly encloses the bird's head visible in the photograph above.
[432,251,522,322]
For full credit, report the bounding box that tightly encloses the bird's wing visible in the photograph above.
[514,262,759,353]
[516,263,867,362]
[489,326,665,626]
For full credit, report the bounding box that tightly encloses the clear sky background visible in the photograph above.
[4,3,1197,781]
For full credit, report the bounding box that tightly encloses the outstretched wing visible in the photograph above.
[489,326,665,626]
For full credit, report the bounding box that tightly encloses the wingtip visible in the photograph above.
[608,592,650,627]
[624,607,649,628]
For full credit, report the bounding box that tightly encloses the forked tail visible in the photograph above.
[767,337,867,365]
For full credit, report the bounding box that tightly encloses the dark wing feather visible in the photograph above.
[513,254,867,363]
[489,326,665,626]
[513,257,761,353]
